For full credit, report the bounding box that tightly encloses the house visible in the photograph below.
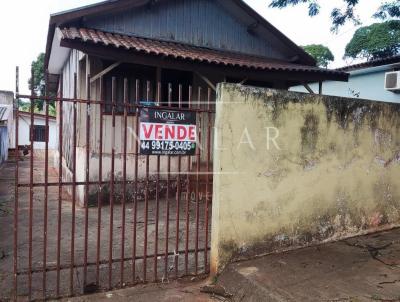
[0,105,12,165]
[0,91,14,164]
[291,55,400,103]
[17,111,58,152]
[44,0,348,206]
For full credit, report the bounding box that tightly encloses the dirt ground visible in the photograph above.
[0,156,211,301]
[2,156,400,301]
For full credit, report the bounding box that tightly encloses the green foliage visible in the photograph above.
[302,44,335,68]
[18,101,56,116]
[345,20,400,60]
[28,53,45,96]
[269,0,400,32]
[25,53,56,116]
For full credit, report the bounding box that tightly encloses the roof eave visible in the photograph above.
[59,36,349,82]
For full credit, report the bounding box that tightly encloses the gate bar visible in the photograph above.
[184,86,192,275]
[96,77,104,286]
[16,94,214,113]
[154,82,162,281]
[205,88,212,273]
[83,74,91,287]
[108,77,116,289]
[143,80,151,282]
[164,83,172,280]
[28,67,35,301]
[17,247,210,275]
[43,71,50,299]
[120,78,129,286]
[56,75,64,297]
[13,66,19,301]
[174,84,183,278]
[132,79,140,282]
[70,73,78,295]
[195,87,202,274]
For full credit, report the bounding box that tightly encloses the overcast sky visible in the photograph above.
[0,0,382,93]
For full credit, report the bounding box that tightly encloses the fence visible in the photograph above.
[12,69,214,300]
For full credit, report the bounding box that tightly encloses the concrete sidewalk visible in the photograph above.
[59,277,214,302]
[218,228,400,302]
[64,228,400,301]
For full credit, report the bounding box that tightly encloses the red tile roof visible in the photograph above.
[60,27,347,79]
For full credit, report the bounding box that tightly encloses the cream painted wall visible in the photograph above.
[211,83,400,274]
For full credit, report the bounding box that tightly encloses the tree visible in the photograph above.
[23,53,56,116]
[344,20,400,60]
[28,53,45,97]
[269,0,400,32]
[302,44,335,68]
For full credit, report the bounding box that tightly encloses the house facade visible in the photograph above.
[17,112,58,151]
[0,91,14,155]
[45,0,348,206]
[0,104,12,165]
[291,55,400,103]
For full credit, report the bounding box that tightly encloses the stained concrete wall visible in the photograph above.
[211,83,400,274]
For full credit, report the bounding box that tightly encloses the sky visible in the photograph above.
[0,0,383,93]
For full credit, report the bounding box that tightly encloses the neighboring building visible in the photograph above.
[44,0,348,206]
[0,91,15,152]
[0,104,13,165]
[291,55,400,103]
[17,112,58,150]
[0,90,58,162]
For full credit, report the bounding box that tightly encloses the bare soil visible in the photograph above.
[0,156,211,301]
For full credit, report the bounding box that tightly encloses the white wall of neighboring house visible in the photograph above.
[291,64,400,103]
[18,113,58,150]
[0,91,15,148]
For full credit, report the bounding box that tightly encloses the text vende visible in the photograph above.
[140,122,197,142]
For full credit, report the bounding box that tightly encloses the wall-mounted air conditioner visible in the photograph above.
[385,71,400,92]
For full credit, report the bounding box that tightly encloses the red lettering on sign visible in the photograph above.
[155,124,163,139]
[177,125,187,140]
[165,125,175,140]
[189,126,196,141]
[142,124,153,139]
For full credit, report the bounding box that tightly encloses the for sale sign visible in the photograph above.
[139,108,197,155]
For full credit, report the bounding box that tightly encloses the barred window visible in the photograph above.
[32,125,47,142]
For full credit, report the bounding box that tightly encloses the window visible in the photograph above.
[32,125,47,142]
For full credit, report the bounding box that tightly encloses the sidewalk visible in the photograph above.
[59,277,214,302]
[218,228,400,302]
[63,228,400,302]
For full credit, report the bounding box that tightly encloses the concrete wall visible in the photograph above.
[211,83,400,274]
[291,68,400,104]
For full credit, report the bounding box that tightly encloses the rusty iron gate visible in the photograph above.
[13,68,214,300]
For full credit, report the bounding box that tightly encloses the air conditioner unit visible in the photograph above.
[385,71,400,92]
